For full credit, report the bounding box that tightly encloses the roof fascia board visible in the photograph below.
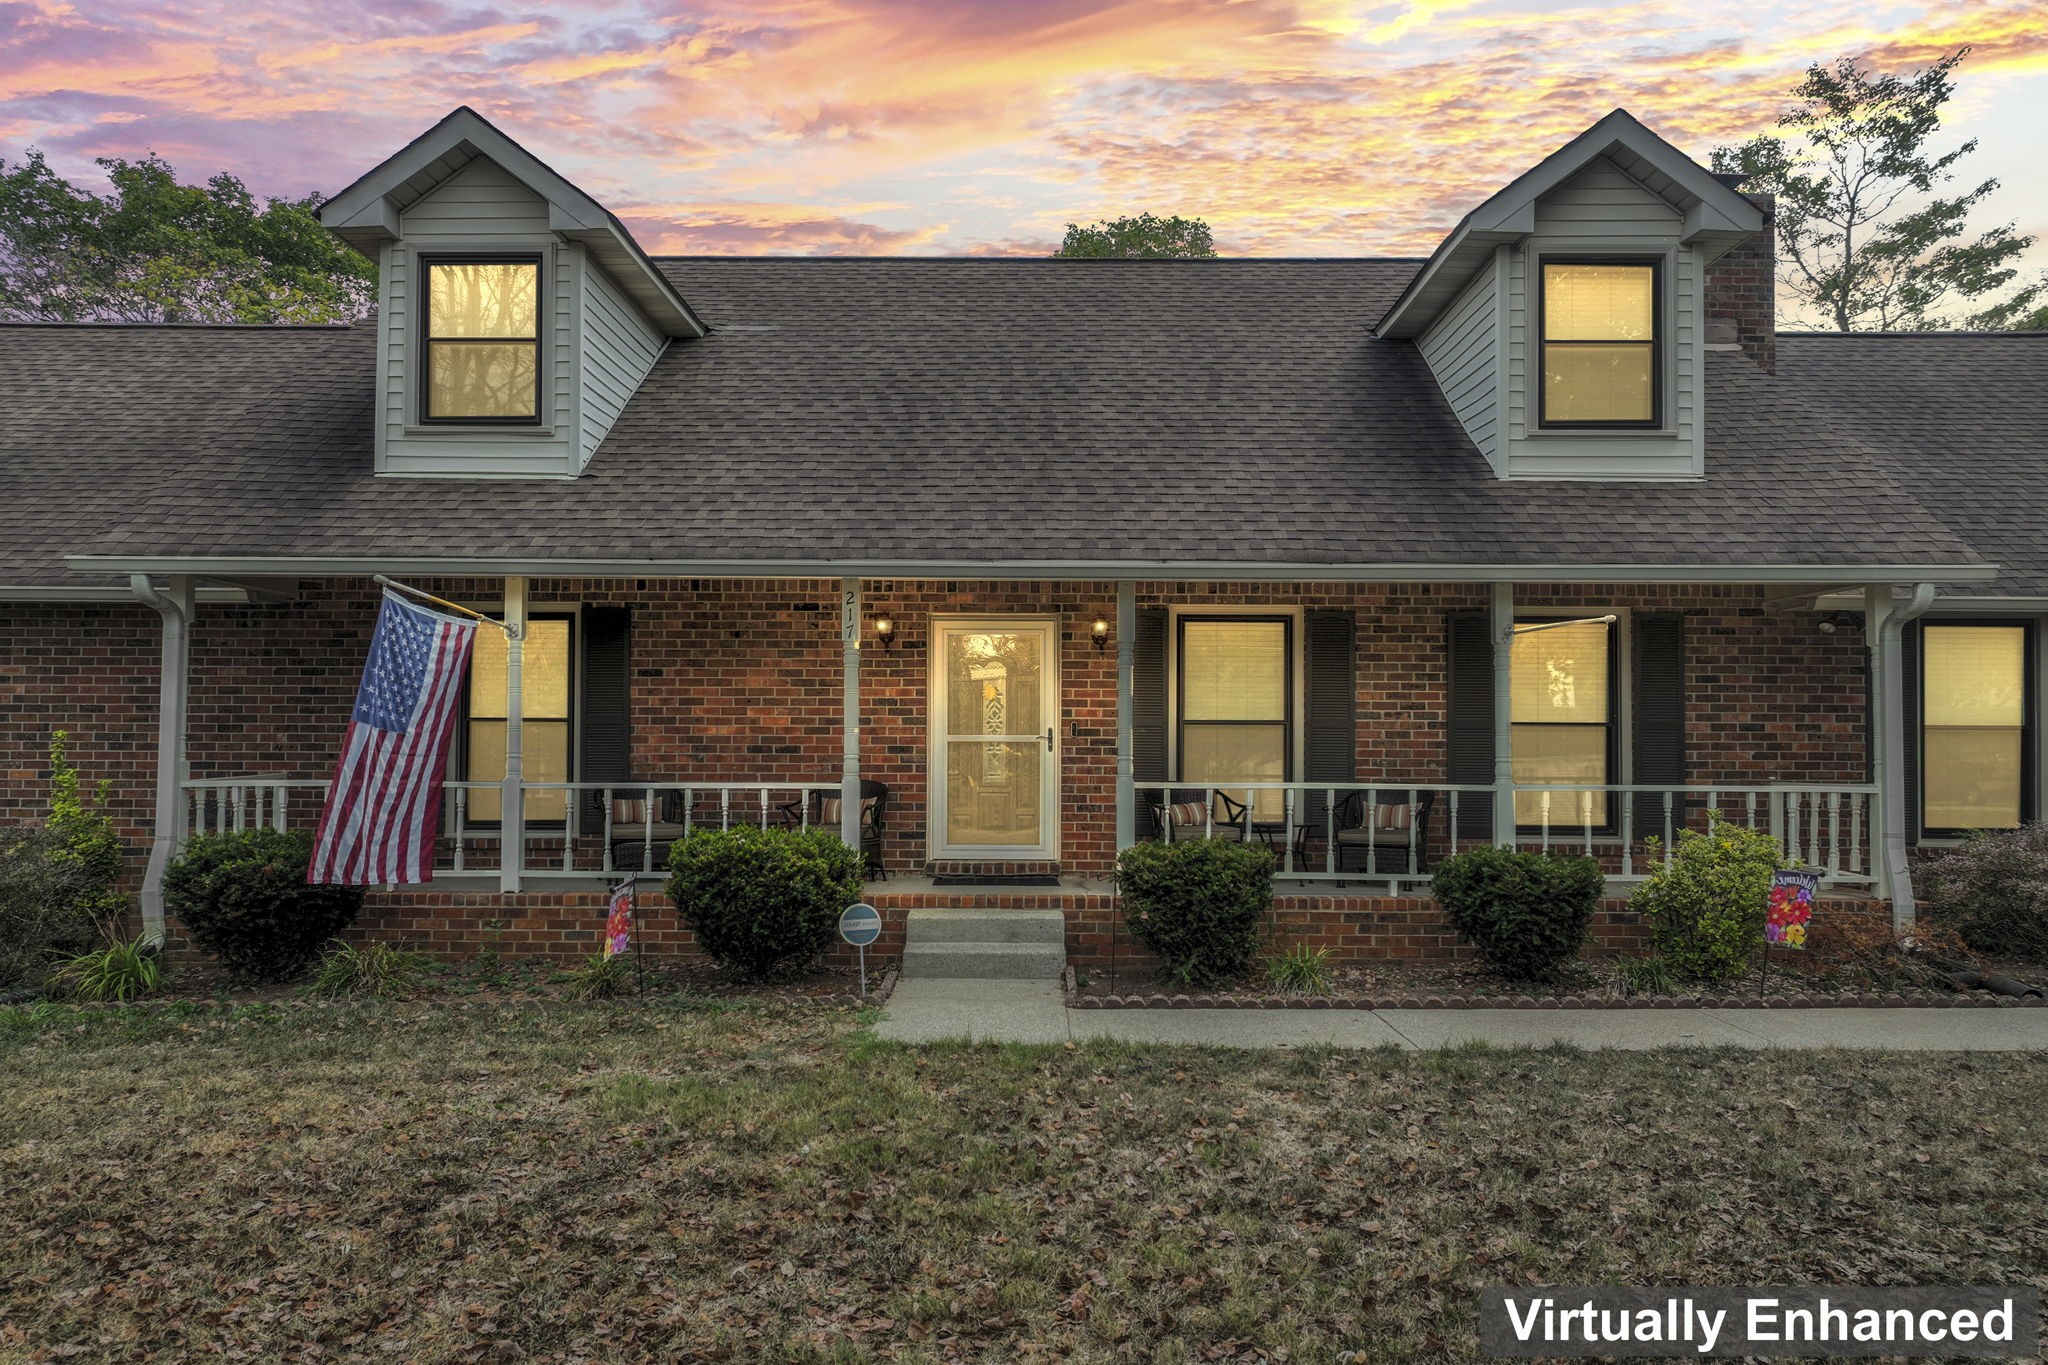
[1378,108,1765,338]
[62,554,1999,586]
[319,107,705,338]
[1,584,251,603]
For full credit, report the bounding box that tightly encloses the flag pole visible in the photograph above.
[373,575,519,637]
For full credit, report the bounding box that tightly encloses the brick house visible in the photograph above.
[3,106,2041,967]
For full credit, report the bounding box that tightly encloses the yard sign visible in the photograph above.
[1765,868,1820,950]
[603,879,634,959]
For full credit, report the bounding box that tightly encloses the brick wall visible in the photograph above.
[1702,193,1777,374]
[1,577,1871,958]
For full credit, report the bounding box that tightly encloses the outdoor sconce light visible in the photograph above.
[1092,617,1110,652]
[874,615,895,649]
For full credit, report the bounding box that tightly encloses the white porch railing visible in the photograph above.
[182,776,841,882]
[1140,779,1883,893]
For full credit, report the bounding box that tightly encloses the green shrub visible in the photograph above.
[163,828,364,984]
[0,734,131,990]
[1116,839,1275,988]
[1921,824,2048,962]
[310,941,434,999]
[49,937,162,1002]
[1628,818,1782,982]
[1431,845,1602,980]
[665,826,864,978]
[1262,943,1333,996]
[563,952,636,1000]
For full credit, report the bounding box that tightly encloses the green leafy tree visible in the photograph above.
[1712,48,2043,331]
[0,149,374,324]
[1054,213,1217,259]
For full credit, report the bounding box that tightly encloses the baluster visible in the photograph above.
[1406,788,1419,883]
[1325,788,1336,876]
[1825,792,1841,873]
[1539,790,1551,854]
[1365,787,1378,880]
[1621,792,1635,877]
[562,786,575,873]
[1661,792,1674,866]
[683,788,694,839]
[643,786,657,873]
[1581,790,1593,858]
[1282,788,1296,877]
[453,788,467,871]
[229,785,244,834]
[1806,794,1821,867]
[1743,790,1757,830]
[601,787,615,874]
[758,786,769,831]
[1448,789,1460,856]
[1848,793,1864,876]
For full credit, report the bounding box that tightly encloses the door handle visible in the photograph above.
[1046,727,1054,752]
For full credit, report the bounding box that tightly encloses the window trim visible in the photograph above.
[1511,614,1622,836]
[1174,614,1296,789]
[458,609,579,831]
[1917,618,2035,841]
[418,253,545,428]
[1535,254,1664,431]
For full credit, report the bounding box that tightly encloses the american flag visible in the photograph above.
[308,590,479,884]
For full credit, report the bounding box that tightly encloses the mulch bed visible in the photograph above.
[1068,957,2048,1011]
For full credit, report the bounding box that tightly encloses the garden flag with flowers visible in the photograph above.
[604,879,634,958]
[308,590,478,885]
[1766,867,1820,949]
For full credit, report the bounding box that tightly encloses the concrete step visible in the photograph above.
[900,941,1068,981]
[902,907,1066,946]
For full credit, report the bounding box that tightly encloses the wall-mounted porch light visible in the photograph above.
[874,614,895,649]
[1091,616,1110,652]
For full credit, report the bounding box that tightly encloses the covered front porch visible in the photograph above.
[128,569,1924,952]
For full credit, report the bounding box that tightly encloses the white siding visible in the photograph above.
[377,159,577,477]
[579,260,666,467]
[1500,157,1704,480]
[1417,257,1501,472]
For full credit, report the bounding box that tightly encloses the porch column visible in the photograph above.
[1869,582,1935,927]
[1490,581,1516,846]
[1114,580,1136,854]
[134,574,194,948]
[840,577,862,851]
[498,576,527,894]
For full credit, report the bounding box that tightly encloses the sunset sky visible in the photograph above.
[2,0,2045,266]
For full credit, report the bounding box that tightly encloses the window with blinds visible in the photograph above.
[466,615,573,823]
[1511,619,1614,826]
[422,258,541,423]
[1179,618,1291,820]
[1922,624,2029,833]
[1539,260,1659,427]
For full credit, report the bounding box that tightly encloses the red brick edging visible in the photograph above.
[1062,978,2046,1012]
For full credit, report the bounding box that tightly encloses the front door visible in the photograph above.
[929,617,1059,861]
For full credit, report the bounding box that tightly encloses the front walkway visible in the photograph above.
[875,980,2048,1050]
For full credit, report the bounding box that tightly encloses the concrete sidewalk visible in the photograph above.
[873,980,2048,1051]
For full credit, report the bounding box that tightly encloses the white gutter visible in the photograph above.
[1874,582,1937,927]
[63,554,2000,587]
[130,574,194,949]
[0,584,250,603]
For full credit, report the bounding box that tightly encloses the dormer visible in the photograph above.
[1379,110,1769,481]
[320,108,703,478]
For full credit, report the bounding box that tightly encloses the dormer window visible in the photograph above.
[422,257,541,424]
[1538,258,1660,428]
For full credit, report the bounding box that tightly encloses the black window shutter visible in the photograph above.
[1631,615,1686,839]
[578,607,631,829]
[1132,606,1168,836]
[1901,622,1922,845]
[1303,609,1357,830]
[1445,611,1494,838]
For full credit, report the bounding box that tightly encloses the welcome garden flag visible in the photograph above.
[1766,867,1821,949]
[308,590,479,884]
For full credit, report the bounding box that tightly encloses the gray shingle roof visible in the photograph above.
[0,259,2009,588]
[1775,332,2048,597]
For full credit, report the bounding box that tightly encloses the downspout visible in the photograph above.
[131,573,193,949]
[1874,582,1936,928]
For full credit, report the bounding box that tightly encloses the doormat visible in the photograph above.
[929,873,1062,887]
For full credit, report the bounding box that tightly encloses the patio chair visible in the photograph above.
[775,779,889,877]
[1295,790,1435,876]
[1145,788,1252,843]
[604,789,689,873]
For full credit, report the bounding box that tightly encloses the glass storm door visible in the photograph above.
[930,618,1059,860]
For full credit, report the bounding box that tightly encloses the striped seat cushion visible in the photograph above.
[1373,802,1414,831]
[611,797,653,826]
[1161,800,1214,830]
[816,796,878,826]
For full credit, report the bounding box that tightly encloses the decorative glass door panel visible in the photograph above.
[931,619,1058,858]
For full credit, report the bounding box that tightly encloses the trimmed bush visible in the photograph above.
[1628,818,1781,982]
[1922,824,2048,962]
[1116,839,1275,988]
[666,826,864,978]
[1431,845,1602,980]
[163,828,364,984]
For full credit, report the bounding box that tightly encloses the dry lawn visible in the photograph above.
[2,997,2045,1363]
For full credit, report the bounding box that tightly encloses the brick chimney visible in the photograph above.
[1703,190,1775,373]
